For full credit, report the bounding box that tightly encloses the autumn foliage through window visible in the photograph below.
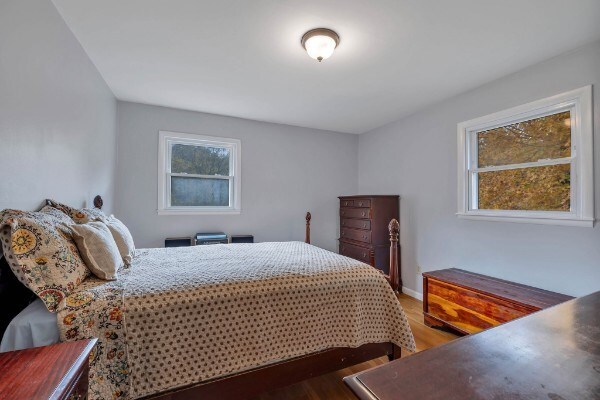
[474,111,572,212]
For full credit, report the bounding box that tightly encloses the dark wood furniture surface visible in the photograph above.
[422,268,573,334]
[338,195,400,286]
[345,291,600,400]
[0,339,96,400]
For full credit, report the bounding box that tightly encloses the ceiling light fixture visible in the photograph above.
[301,28,340,62]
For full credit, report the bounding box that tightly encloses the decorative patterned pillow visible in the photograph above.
[0,209,90,312]
[104,216,136,265]
[39,205,74,225]
[45,199,106,224]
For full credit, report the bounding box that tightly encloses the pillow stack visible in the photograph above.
[0,200,137,313]
[46,199,136,270]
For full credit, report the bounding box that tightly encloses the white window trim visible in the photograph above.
[158,130,242,215]
[457,86,594,227]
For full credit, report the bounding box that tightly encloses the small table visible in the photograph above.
[344,291,600,400]
[0,339,97,399]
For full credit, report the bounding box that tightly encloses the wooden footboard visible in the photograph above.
[145,343,398,400]
[306,211,401,292]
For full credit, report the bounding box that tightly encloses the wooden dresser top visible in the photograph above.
[0,339,96,400]
[423,268,573,309]
[345,291,600,400]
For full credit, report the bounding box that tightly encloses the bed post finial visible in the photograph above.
[388,219,400,292]
[305,212,311,244]
[93,195,103,210]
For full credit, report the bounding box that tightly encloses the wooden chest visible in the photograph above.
[338,195,399,283]
[423,268,573,335]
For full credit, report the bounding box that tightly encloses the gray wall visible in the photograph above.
[0,0,117,212]
[115,102,358,251]
[358,41,600,297]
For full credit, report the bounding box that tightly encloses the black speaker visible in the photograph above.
[165,237,193,247]
[231,235,254,244]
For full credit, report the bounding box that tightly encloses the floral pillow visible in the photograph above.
[45,199,106,224]
[0,209,90,312]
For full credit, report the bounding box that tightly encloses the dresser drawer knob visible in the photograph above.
[362,252,367,258]
[363,235,368,240]
[363,223,367,228]
[358,202,363,206]
[361,212,366,217]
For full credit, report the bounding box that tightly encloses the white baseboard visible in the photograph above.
[401,286,423,301]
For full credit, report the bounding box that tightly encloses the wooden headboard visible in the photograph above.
[0,256,36,338]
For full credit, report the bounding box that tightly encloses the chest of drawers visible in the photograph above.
[338,195,400,286]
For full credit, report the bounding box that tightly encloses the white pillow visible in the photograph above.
[104,216,135,265]
[70,222,122,280]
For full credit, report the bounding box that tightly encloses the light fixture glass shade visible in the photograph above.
[301,28,339,62]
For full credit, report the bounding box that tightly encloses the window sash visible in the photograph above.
[166,174,234,208]
[167,140,234,177]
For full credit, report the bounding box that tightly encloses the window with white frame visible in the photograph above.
[158,131,241,215]
[457,86,594,227]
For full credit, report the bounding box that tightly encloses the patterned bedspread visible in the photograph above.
[57,242,415,399]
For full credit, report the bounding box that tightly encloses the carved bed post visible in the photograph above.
[388,219,400,292]
[305,212,311,244]
[93,195,103,210]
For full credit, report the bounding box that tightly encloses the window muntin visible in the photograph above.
[457,86,594,226]
[158,131,241,214]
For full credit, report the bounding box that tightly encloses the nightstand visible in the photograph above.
[0,339,96,399]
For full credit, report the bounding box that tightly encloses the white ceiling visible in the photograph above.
[53,0,600,134]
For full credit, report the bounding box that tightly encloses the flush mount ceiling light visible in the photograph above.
[301,28,340,62]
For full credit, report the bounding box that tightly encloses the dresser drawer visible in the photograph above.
[340,228,371,244]
[340,208,371,219]
[341,199,354,207]
[64,367,89,400]
[426,279,530,334]
[340,199,371,208]
[341,218,371,230]
[353,199,371,208]
[339,242,371,264]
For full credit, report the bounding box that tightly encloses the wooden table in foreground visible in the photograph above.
[344,291,600,400]
[0,339,96,400]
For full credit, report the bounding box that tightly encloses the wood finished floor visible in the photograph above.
[254,293,459,400]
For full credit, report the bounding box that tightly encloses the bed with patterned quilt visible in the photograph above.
[0,202,415,400]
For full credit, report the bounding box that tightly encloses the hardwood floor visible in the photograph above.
[255,293,458,400]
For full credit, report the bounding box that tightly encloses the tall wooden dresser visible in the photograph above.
[338,195,400,285]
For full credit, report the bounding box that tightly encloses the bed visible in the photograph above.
[0,200,415,400]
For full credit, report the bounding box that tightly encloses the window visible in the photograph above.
[457,86,594,226]
[158,131,241,215]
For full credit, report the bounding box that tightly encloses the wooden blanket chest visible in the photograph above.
[423,268,573,335]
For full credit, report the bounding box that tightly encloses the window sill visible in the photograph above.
[456,213,594,227]
[157,208,241,216]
